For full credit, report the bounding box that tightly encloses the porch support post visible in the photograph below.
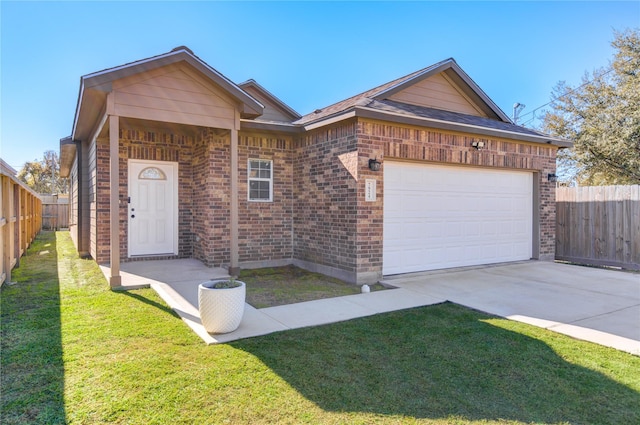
[229,124,240,276]
[109,114,121,288]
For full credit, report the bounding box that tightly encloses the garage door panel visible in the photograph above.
[404,223,428,241]
[383,162,533,275]
[384,219,403,231]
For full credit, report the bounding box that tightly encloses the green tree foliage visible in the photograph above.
[542,29,640,185]
[18,150,66,194]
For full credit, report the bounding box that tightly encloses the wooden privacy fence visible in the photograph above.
[1,159,43,285]
[41,195,69,230]
[556,185,640,270]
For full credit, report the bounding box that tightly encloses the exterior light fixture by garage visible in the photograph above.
[369,158,382,171]
[548,173,558,183]
[471,140,485,150]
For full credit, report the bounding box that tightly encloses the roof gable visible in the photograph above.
[386,73,490,118]
[239,80,301,123]
[294,66,428,125]
[110,63,238,129]
[296,58,511,125]
[72,47,264,141]
[373,59,510,121]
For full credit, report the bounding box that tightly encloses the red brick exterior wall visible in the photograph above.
[293,121,360,278]
[95,127,196,264]
[238,133,294,264]
[192,129,232,267]
[354,125,385,281]
[93,124,297,269]
[91,117,557,282]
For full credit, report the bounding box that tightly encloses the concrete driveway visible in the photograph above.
[110,259,639,354]
[383,261,640,354]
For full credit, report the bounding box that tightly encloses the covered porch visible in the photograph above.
[63,47,266,288]
[99,258,290,344]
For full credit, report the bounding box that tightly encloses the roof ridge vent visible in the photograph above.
[171,46,194,55]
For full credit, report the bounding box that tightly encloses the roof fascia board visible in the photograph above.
[354,106,571,147]
[300,106,569,147]
[240,119,301,134]
[71,81,86,141]
[303,110,357,131]
[59,136,76,178]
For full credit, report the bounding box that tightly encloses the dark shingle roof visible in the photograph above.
[289,58,568,146]
[293,59,453,125]
[368,99,549,139]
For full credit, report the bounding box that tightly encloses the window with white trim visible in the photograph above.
[248,159,273,202]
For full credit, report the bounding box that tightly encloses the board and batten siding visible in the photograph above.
[556,185,640,270]
[112,63,237,129]
[388,73,488,117]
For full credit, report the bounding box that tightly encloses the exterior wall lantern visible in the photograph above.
[548,173,558,182]
[369,157,382,172]
[471,140,485,150]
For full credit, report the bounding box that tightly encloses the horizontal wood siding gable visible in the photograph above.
[388,73,487,117]
[242,86,291,123]
[113,66,236,129]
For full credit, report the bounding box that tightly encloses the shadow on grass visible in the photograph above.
[118,290,179,318]
[233,302,639,424]
[1,231,66,424]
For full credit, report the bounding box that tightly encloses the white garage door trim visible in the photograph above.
[383,162,533,275]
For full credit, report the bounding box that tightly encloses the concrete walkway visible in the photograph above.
[103,259,639,355]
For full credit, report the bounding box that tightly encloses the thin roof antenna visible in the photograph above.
[513,102,526,124]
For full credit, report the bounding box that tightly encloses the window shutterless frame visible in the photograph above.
[247,159,273,202]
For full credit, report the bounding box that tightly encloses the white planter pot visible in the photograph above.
[198,280,246,334]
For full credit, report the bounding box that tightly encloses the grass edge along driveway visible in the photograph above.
[1,231,639,425]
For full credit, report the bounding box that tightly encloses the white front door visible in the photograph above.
[128,160,178,256]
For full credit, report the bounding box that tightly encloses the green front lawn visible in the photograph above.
[1,231,639,424]
[240,265,387,308]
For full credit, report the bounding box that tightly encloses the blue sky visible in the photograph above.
[1,1,638,170]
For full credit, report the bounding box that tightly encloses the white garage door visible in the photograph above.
[383,162,533,275]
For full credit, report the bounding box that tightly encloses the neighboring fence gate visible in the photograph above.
[556,185,640,270]
[41,195,69,230]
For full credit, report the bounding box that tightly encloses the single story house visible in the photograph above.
[59,46,569,288]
